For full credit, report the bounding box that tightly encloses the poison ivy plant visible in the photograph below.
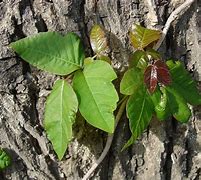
[44,79,78,160]
[10,25,118,160]
[120,24,201,148]
[10,24,201,161]
[0,149,11,170]
[73,60,118,133]
[10,32,85,75]
[129,24,161,49]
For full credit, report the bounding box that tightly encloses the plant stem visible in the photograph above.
[82,97,128,180]
[154,0,195,50]
[117,95,128,107]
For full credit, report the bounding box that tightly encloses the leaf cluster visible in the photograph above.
[10,24,201,159]
[120,25,201,148]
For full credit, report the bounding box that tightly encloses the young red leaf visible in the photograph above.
[144,65,157,93]
[155,60,171,85]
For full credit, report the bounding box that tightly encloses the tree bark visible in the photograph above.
[0,0,200,179]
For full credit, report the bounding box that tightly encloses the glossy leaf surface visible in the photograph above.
[154,88,171,120]
[0,149,11,170]
[73,60,119,133]
[166,60,201,105]
[130,50,148,69]
[144,65,157,93]
[10,32,84,75]
[155,60,171,85]
[90,25,109,55]
[123,85,154,149]
[144,60,171,93]
[44,80,78,160]
[129,24,161,49]
[120,67,143,95]
[166,86,191,123]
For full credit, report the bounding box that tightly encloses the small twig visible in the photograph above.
[154,0,195,50]
[82,98,128,180]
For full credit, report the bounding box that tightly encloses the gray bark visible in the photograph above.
[0,0,200,179]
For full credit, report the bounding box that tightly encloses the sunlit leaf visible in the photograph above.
[73,60,119,133]
[123,84,154,149]
[10,32,84,75]
[90,25,109,55]
[120,67,143,95]
[166,60,201,105]
[44,80,78,160]
[129,24,161,49]
[130,50,148,69]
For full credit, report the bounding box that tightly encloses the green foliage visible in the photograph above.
[129,24,161,49]
[10,24,201,159]
[73,60,119,133]
[146,48,161,60]
[129,50,148,69]
[123,84,154,149]
[44,80,78,160]
[167,60,201,105]
[10,32,85,75]
[121,25,200,148]
[0,149,11,170]
[120,67,143,95]
[165,86,191,123]
[154,88,171,121]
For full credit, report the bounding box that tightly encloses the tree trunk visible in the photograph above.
[0,0,200,179]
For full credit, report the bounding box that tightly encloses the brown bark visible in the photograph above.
[0,0,200,179]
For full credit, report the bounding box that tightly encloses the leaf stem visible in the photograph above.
[82,97,128,180]
[117,95,128,107]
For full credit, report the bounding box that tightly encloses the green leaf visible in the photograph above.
[73,60,119,133]
[166,86,191,123]
[120,67,143,95]
[154,88,171,121]
[84,57,94,65]
[44,80,78,160]
[0,149,11,170]
[146,48,161,60]
[129,24,161,49]
[129,50,148,69]
[90,25,109,55]
[10,32,85,75]
[123,85,154,149]
[97,55,112,64]
[166,60,201,105]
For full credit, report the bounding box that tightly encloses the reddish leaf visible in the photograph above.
[155,60,171,85]
[144,60,172,93]
[144,65,157,93]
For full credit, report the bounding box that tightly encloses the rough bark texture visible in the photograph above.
[0,0,201,179]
